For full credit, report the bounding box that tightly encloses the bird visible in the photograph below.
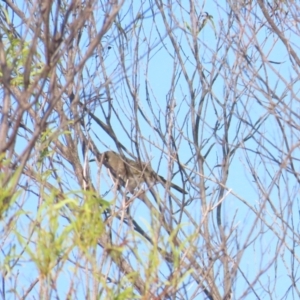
[100,151,187,194]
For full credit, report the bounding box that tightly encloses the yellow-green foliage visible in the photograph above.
[0,7,42,86]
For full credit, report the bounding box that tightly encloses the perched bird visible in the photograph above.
[100,151,187,194]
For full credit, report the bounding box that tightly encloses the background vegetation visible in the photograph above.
[1,0,300,299]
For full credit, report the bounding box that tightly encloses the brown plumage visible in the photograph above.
[101,151,187,194]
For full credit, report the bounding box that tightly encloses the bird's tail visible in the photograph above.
[158,175,187,194]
